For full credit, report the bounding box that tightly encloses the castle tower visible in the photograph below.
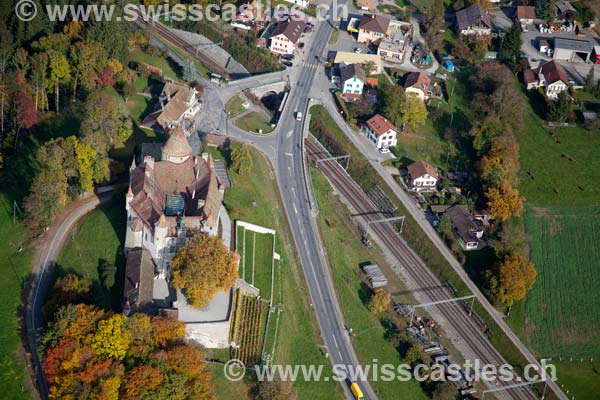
[161,125,193,164]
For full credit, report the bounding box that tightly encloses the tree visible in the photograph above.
[15,90,38,131]
[43,274,93,319]
[123,365,164,399]
[402,97,428,128]
[584,67,595,93]
[257,376,297,400]
[436,214,453,242]
[361,60,377,76]
[368,288,392,314]
[485,181,524,222]
[231,143,253,175]
[47,49,71,112]
[378,83,406,127]
[499,24,522,72]
[471,0,492,11]
[404,344,423,365]
[547,91,569,122]
[101,261,117,290]
[493,253,537,306]
[92,314,132,360]
[489,217,527,257]
[23,164,68,233]
[541,0,557,22]
[432,381,457,400]
[182,59,196,82]
[172,234,239,308]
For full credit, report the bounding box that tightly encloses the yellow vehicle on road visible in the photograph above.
[350,382,364,399]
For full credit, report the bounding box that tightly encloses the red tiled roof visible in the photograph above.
[404,71,431,92]
[366,114,397,136]
[533,60,569,85]
[517,6,535,20]
[407,160,437,179]
[358,14,390,34]
[271,19,307,44]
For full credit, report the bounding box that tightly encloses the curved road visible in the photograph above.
[26,192,116,399]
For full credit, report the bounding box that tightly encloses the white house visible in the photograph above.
[362,114,398,149]
[340,64,366,98]
[142,81,201,132]
[523,60,569,100]
[269,18,307,55]
[404,71,431,101]
[407,160,438,192]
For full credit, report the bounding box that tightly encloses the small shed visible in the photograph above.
[443,60,455,72]
[362,264,388,288]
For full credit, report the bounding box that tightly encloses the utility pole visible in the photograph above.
[13,201,22,224]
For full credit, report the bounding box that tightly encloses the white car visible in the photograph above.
[295,111,303,121]
[354,47,363,54]
[379,147,390,154]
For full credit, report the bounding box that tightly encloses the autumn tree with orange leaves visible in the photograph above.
[172,234,239,308]
[41,304,213,400]
[485,181,524,222]
[489,253,537,306]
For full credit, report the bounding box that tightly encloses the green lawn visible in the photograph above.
[553,361,600,400]
[311,169,428,400]
[129,48,182,81]
[233,112,274,134]
[149,33,212,79]
[225,95,247,117]
[236,226,275,300]
[518,109,600,205]
[0,194,35,399]
[210,144,343,399]
[57,200,127,310]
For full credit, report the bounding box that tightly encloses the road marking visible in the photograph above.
[293,203,298,214]
[332,334,340,350]
[286,130,293,138]
[285,152,293,157]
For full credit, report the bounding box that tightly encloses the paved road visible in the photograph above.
[26,191,116,400]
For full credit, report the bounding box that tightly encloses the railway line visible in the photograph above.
[305,136,542,400]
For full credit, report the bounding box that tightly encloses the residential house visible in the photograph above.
[455,4,492,37]
[404,71,431,101]
[236,0,269,29]
[142,81,201,132]
[407,160,438,192]
[377,24,411,64]
[362,114,398,149]
[340,64,366,98]
[516,6,536,26]
[445,205,484,251]
[357,14,390,43]
[334,51,383,73]
[269,18,307,55]
[524,60,569,99]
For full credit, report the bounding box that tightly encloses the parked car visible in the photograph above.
[354,47,363,54]
[295,111,303,121]
[379,147,390,154]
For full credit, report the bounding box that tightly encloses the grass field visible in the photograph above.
[210,144,343,399]
[0,194,34,399]
[236,225,275,300]
[554,361,600,400]
[129,48,183,81]
[225,95,247,117]
[310,169,428,400]
[233,112,274,134]
[57,200,126,310]
[519,205,600,357]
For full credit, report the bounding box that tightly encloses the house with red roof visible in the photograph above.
[523,60,569,99]
[404,71,431,101]
[361,114,398,149]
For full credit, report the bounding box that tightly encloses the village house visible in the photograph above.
[269,18,307,55]
[236,0,269,29]
[404,71,431,101]
[516,6,536,26]
[357,14,390,43]
[523,60,569,99]
[340,63,366,98]
[142,81,202,133]
[407,160,438,192]
[556,0,576,21]
[356,0,377,10]
[362,114,398,149]
[455,4,492,37]
[446,205,484,251]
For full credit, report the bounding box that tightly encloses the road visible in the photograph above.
[25,191,116,400]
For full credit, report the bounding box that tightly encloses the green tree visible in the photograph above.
[432,381,457,400]
[231,143,253,175]
[23,164,68,233]
[404,344,423,366]
[547,91,569,122]
[378,83,406,127]
[101,261,117,290]
[368,288,392,314]
[402,97,428,128]
[47,49,71,112]
[171,234,239,308]
[499,25,522,71]
[584,67,595,93]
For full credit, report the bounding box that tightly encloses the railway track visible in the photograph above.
[306,137,541,400]
[135,17,230,79]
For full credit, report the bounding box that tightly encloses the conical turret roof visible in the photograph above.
[162,126,192,159]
